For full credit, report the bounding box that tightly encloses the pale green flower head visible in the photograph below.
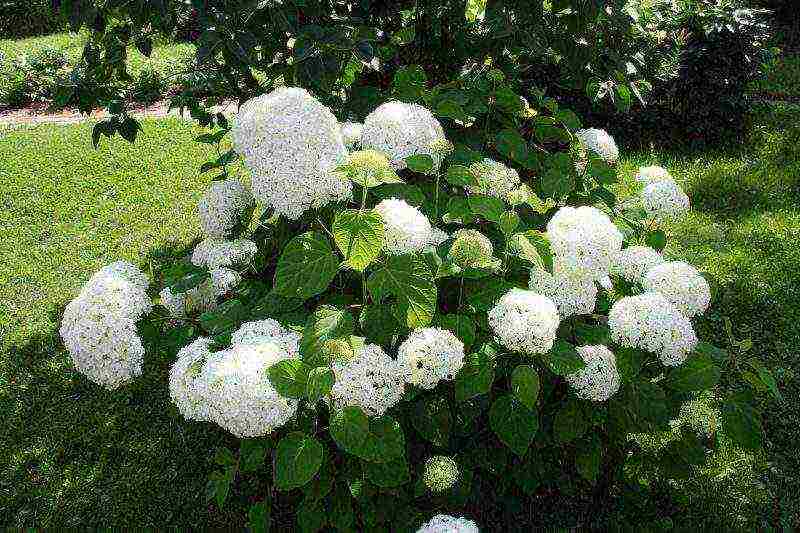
[448,229,495,269]
[344,149,400,187]
[423,455,461,493]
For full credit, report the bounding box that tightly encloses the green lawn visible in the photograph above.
[0,109,798,527]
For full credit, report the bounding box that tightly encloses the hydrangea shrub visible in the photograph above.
[61,71,774,530]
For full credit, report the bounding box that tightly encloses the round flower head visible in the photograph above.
[343,149,399,186]
[642,261,711,317]
[488,288,560,355]
[528,267,597,318]
[169,337,214,421]
[198,178,253,239]
[361,101,446,171]
[417,515,480,533]
[566,345,621,402]
[375,198,447,254]
[447,229,495,269]
[641,179,690,221]
[60,261,152,390]
[191,238,257,270]
[231,319,301,358]
[610,245,664,284]
[210,267,241,296]
[546,206,623,280]
[397,328,465,389]
[340,121,363,150]
[576,128,619,165]
[677,395,719,438]
[329,344,405,417]
[199,340,299,438]
[608,292,698,366]
[160,286,188,318]
[635,165,673,186]
[466,158,521,201]
[231,87,352,219]
[423,456,461,493]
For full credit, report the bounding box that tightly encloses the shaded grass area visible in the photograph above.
[1,109,799,527]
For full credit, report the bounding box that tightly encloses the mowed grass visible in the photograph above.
[0,108,799,527]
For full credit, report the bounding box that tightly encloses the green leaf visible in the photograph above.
[371,183,426,206]
[489,394,539,456]
[206,468,234,510]
[329,407,405,463]
[239,440,268,473]
[722,399,762,450]
[274,232,339,299]
[275,432,324,491]
[214,446,236,467]
[511,365,540,410]
[437,314,476,348]
[303,458,335,501]
[363,457,410,488]
[554,399,588,443]
[455,350,495,402]
[755,366,782,401]
[359,303,402,346]
[468,194,505,222]
[663,351,721,392]
[499,210,520,235]
[646,229,667,251]
[405,154,434,174]
[446,165,479,187]
[544,341,586,376]
[660,430,706,479]
[268,360,312,399]
[297,498,326,533]
[576,435,602,483]
[436,99,468,121]
[306,367,335,403]
[495,129,528,162]
[464,278,514,312]
[332,210,385,271]
[199,299,248,336]
[393,65,427,101]
[508,231,553,271]
[368,253,437,328]
[248,501,271,533]
[300,306,355,366]
[615,347,643,382]
[573,323,611,345]
[541,152,576,199]
[411,396,452,447]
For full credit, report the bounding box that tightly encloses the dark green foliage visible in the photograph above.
[0,0,65,38]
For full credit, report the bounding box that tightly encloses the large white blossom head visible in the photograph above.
[231,319,301,357]
[360,101,446,171]
[635,165,673,186]
[608,292,697,366]
[191,238,258,270]
[329,344,405,417]
[642,261,711,317]
[447,229,495,269]
[576,128,619,165]
[232,87,352,219]
[198,178,253,239]
[417,515,480,533]
[488,289,560,355]
[169,337,214,421]
[528,267,597,318]
[546,206,623,280]
[397,328,465,389]
[566,345,621,402]
[640,179,690,221]
[375,198,447,254]
[60,261,152,390]
[466,158,521,201]
[340,121,363,150]
[422,455,461,493]
[610,245,664,284]
[210,267,242,296]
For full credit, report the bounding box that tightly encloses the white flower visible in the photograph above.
[191,238,257,270]
[361,101,446,171]
[397,328,465,389]
[60,261,152,390]
[417,514,480,533]
[210,267,241,296]
[641,179,690,221]
[488,288,560,355]
[466,158,521,201]
[576,128,619,165]
[447,229,495,269]
[231,319,301,358]
[610,245,664,284]
[642,261,711,317]
[329,344,405,417]
[232,87,352,219]
[169,337,214,421]
[375,198,447,254]
[566,345,621,402]
[635,165,673,186]
[546,206,623,280]
[159,286,188,318]
[340,121,363,150]
[608,292,697,366]
[528,267,597,318]
[422,456,461,492]
[198,178,253,239]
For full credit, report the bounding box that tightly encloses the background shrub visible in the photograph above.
[0,0,65,39]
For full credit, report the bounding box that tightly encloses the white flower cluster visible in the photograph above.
[466,158,521,200]
[168,319,301,437]
[422,455,461,492]
[641,178,690,221]
[635,165,673,185]
[546,206,623,280]
[397,327,465,389]
[329,344,406,417]
[447,229,495,269]
[610,245,664,284]
[340,121,363,151]
[528,267,598,318]
[360,101,446,171]
[609,292,697,366]
[417,515,480,533]
[375,198,447,254]
[232,87,352,219]
[566,345,621,402]
[488,289,560,355]
[60,261,153,390]
[643,261,711,317]
[576,128,619,165]
[191,238,258,270]
[197,178,253,239]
